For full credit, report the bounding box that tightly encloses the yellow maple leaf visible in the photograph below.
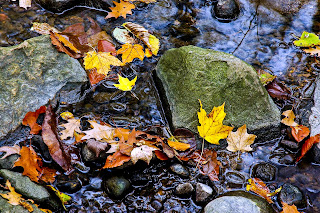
[114,75,137,91]
[197,100,233,145]
[281,110,298,127]
[0,180,22,205]
[105,0,135,19]
[83,51,122,76]
[117,43,145,64]
[226,124,256,152]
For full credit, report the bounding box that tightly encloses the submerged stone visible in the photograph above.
[0,35,87,139]
[156,46,280,138]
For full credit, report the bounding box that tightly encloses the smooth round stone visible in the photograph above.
[212,0,240,22]
[279,183,306,208]
[104,176,131,198]
[170,163,189,177]
[175,183,194,196]
[251,163,277,182]
[196,183,213,203]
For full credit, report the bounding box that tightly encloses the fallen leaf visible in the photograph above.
[296,134,320,162]
[47,185,71,210]
[162,141,175,158]
[293,31,320,47]
[123,22,160,55]
[82,121,115,141]
[83,51,122,76]
[281,110,298,127]
[59,117,81,140]
[117,43,145,64]
[226,124,256,152]
[119,129,137,156]
[31,22,60,35]
[246,178,273,203]
[167,137,190,151]
[87,31,114,49]
[154,150,169,160]
[22,106,46,135]
[19,200,34,212]
[39,167,56,184]
[145,48,153,57]
[0,180,22,205]
[98,40,117,56]
[112,27,137,44]
[106,0,135,19]
[265,79,291,100]
[106,143,119,154]
[42,105,72,172]
[197,100,233,145]
[125,0,156,3]
[257,70,276,86]
[131,145,158,164]
[50,31,82,59]
[19,0,31,9]
[87,68,107,86]
[86,139,109,157]
[114,75,137,91]
[281,202,301,213]
[0,145,21,159]
[103,151,131,168]
[291,125,310,142]
[303,46,320,56]
[50,32,81,54]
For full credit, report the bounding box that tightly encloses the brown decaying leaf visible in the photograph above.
[39,167,56,184]
[98,40,117,56]
[103,151,131,168]
[86,139,109,157]
[291,125,310,143]
[296,134,320,162]
[50,31,82,59]
[154,150,169,160]
[42,105,72,172]
[161,141,175,158]
[22,106,46,135]
[226,124,256,152]
[106,0,135,19]
[281,110,298,127]
[281,202,301,213]
[131,145,158,164]
[246,178,273,203]
[119,129,136,156]
[0,145,21,159]
[87,68,107,86]
[81,121,115,141]
[265,79,291,100]
[87,31,114,49]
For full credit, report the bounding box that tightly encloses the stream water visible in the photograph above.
[1,0,320,212]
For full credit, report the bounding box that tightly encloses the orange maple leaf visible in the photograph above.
[106,0,135,19]
[117,43,145,64]
[22,106,46,135]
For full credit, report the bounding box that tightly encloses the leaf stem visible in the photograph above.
[195,138,204,172]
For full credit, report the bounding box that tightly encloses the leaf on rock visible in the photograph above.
[117,43,145,64]
[122,22,160,55]
[42,105,72,172]
[103,151,131,168]
[131,145,158,164]
[293,31,320,47]
[50,31,82,59]
[281,110,298,127]
[0,180,22,205]
[83,51,122,76]
[296,134,320,162]
[106,0,135,19]
[257,69,276,86]
[197,100,233,145]
[114,75,137,91]
[167,137,190,151]
[82,121,115,141]
[31,22,60,35]
[291,125,310,143]
[246,178,273,203]
[226,124,256,152]
[86,139,109,157]
[22,106,46,135]
[47,185,71,210]
[0,145,21,159]
[281,202,301,213]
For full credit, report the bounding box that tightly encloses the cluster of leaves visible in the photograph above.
[293,31,320,56]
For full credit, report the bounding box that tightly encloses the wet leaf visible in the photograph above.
[22,106,46,135]
[42,106,72,172]
[303,46,320,56]
[83,51,122,76]
[154,150,169,160]
[82,121,115,141]
[119,129,136,156]
[47,185,71,210]
[106,0,135,19]
[281,110,298,127]
[265,79,291,100]
[117,43,145,64]
[31,22,60,35]
[0,180,22,205]
[114,75,137,91]
[50,31,82,59]
[0,145,21,159]
[39,167,56,184]
[226,124,256,152]
[291,125,310,142]
[281,202,301,213]
[112,28,137,44]
[131,145,158,164]
[257,69,276,86]
[123,22,160,55]
[87,68,107,86]
[161,141,175,158]
[86,139,109,157]
[293,31,320,47]
[126,0,156,3]
[246,178,273,203]
[167,137,190,151]
[59,116,81,140]
[197,100,233,145]
[296,134,320,162]
[98,40,117,56]
[103,151,131,168]
[87,31,114,49]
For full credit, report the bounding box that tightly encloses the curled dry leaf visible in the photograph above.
[281,110,298,127]
[22,105,46,135]
[106,0,135,19]
[0,145,21,159]
[103,151,131,169]
[131,145,158,164]
[246,178,273,203]
[226,124,256,153]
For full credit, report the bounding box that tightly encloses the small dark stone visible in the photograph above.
[175,182,194,196]
[311,143,320,164]
[225,171,246,188]
[196,183,213,203]
[212,0,240,22]
[251,163,277,182]
[151,200,163,211]
[170,163,189,177]
[56,179,82,193]
[279,154,295,165]
[279,183,307,208]
[104,176,131,198]
[0,154,19,169]
[280,139,299,150]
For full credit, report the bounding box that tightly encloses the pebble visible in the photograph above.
[279,183,306,208]
[225,171,246,188]
[175,182,194,196]
[170,163,189,177]
[212,0,240,21]
[251,163,277,182]
[196,183,213,203]
[104,176,131,198]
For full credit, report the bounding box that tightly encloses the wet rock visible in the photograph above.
[280,139,299,150]
[225,171,246,188]
[0,192,44,213]
[196,183,213,203]
[156,46,280,138]
[81,143,98,162]
[90,177,103,190]
[0,154,19,169]
[151,200,163,211]
[251,163,277,181]
[311,143,320,164]
[175,182,194,196]
[104,176,131,198]
[257,0,309,15]
[170,163,189,177]
[0,35,87,139]
[204,191,274,213]
[0,169,60,208]
[309,77,320,137]
[279,183,306,208]
[213,0,240,21]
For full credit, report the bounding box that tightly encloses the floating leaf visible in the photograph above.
[117,43,145,64]
[226,124,256,152]
[22,106,46,135]
[265,80,291,100]
[293,31,320,47]
[105,0,135,19]
[114,75,137,91]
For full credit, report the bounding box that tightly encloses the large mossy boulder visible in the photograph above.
[0,35,87,139]
[156,46,280,137]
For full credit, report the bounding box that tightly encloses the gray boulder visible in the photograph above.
[156,46,280,137]
[0,35,87,139]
